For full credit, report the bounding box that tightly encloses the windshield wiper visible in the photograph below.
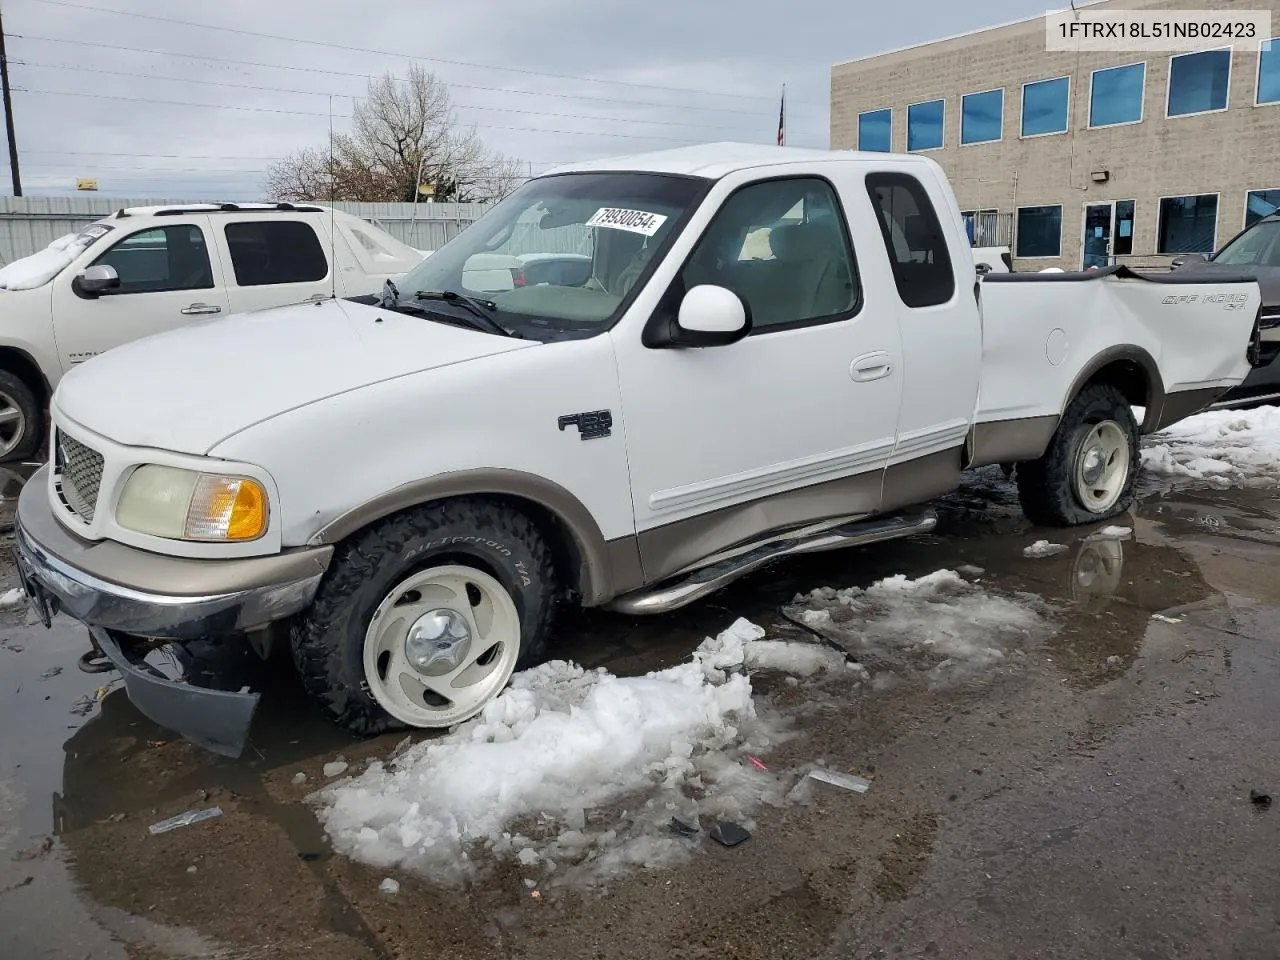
[413,289,516,338]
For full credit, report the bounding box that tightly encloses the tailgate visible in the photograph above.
[976,267,1262,429]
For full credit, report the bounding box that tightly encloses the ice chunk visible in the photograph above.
[323,761,349,778]
[1023,540,1069,559]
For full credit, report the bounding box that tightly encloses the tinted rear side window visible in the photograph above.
[865,172,955,308]
[224,221,328,286]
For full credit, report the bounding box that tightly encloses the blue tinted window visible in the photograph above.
[961,89,1003,144]
[907,99,944,150]
[1016,206,1062,258]
[1022,76,1069,136]
[858,109,892,152]
[1157,195,1218,254]
[1168,49,1231,116]
[1090,63,1145,126]
[1259,37,1280,104]
[1246,189,1280,227]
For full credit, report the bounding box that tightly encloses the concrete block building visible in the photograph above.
[830,0,1280,270]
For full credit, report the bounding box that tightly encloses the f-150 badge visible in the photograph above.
[558,410,612,440]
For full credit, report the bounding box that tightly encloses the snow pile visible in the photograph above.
[1089,525,1132,541]
[0,587,25,608]
[0,232,94,291]
[1023,540,1068,559]
[788,569,1047,675]
[310,619,848,889]
[1141,406,1280,488]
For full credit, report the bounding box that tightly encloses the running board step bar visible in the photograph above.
[606,509,939,616]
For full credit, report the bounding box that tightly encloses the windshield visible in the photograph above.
[391,172,709,339]
[1213,220,1280,267]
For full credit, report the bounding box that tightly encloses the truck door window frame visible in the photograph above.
[865,171,956,308]
[646,174,864,340]
[86,224,215,296]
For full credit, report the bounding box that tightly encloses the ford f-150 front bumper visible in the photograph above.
[14,466,333,755]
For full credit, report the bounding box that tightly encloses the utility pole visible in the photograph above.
[0,4,20,196]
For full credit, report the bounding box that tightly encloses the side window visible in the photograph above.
[679,177,860,331]
[89,225,213,295]
[865,172,955,308]
[223,221,328,286]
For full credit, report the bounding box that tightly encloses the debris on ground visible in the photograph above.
[957,565,985,577]
[1250,789,1272,809]
[1106,655,1122,665]
[322,761,348,778]
[292,772,307,785]
[1152,613,1183,624]
[14,836,53,861]
[1090,526,1132,541]
[379,878,400,895]
[38,666,61,680]
[297,852,321,862]
[1023,540,1069,559]
[808,768,872,793]
[186,865,197,874]
[709,822,750,847]
[669,817,699,838]
[747,756,768,772]
[148,807,223,835]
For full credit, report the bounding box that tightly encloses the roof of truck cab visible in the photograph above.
[542,142,935,180]
[107,202,345,218]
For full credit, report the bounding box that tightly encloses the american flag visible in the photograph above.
[777,85,786,146]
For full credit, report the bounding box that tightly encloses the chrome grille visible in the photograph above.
[55,431,105,522]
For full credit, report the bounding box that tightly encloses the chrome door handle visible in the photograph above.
[180,303,222,315]
[850,352,893,382]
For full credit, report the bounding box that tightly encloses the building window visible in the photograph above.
[858,108,892,152]
[1015,205,1062,258]
[1246,189,1280,227]
[1089,62,1145,127]
[1157,195,1219,254]
[961,88,1003,144]
[1259,38,1280,104]
[1021,76,1069,136]
[907,99,944,150]
[1114,200,1135,257]
[1167,49,1231,116]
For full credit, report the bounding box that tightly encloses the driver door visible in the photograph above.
[50,217,228,372]
[610,172,904,582]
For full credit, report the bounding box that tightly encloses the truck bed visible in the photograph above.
[973,265,1260,448]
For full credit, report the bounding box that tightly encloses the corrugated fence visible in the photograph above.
[0,197,491,265]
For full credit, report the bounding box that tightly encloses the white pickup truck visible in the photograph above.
[0,202,424,461]
[14,143,1264,755]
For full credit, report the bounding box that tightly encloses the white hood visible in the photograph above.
[54,298,535,455]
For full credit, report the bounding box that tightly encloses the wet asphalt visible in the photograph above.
[1,462,1280,959]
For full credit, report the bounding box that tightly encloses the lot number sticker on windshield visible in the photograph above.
[586,207,668,236]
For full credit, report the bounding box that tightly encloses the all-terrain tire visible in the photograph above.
[290,498,558,735]
[0,369,41,463]
[1016,383,1140,527]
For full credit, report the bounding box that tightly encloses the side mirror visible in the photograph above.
[672,285,751,347]
[974,261,992,276]
[73,264,120,298]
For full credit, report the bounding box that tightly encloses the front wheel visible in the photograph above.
[290,499,557,735]
[1016,383,1140,527]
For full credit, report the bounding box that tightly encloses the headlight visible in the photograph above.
[116,465,269,542]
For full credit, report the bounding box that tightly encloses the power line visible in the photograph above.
[14,59,817,134]
[19,0,821,106]
[16,87,770,144]
[13,34,797,118]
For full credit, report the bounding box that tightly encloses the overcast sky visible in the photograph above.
[5,0,1052,199]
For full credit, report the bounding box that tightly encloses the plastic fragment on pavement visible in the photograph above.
[808,768,872,793]
[148,807,223,835]
[709,822,750,847]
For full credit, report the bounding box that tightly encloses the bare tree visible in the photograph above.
[264,65,525,203]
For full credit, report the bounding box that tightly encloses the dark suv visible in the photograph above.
[1173,214,1280,409]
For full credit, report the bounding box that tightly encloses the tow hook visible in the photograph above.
[77,632,116,675]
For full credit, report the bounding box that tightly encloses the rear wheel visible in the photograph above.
[1016,384,1139,526]
[290,498,557,735]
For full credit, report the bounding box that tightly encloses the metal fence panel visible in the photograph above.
[0,197,489,265]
